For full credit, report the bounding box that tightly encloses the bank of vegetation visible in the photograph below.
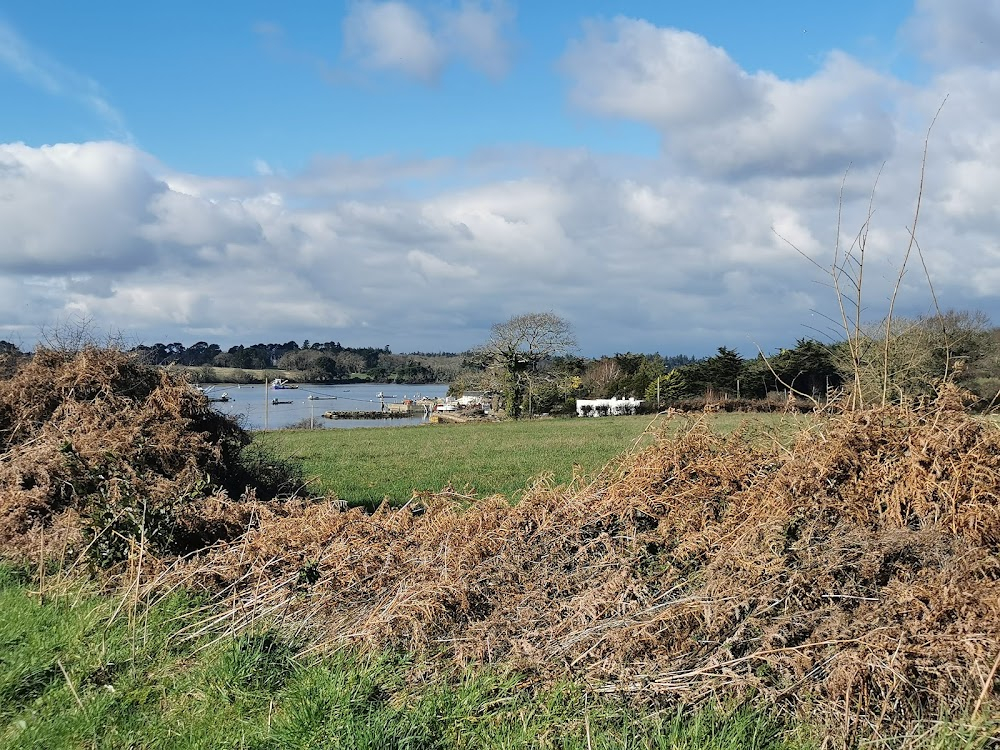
[2,563,808,749]
[131,340,465,385]
[2,345,1000,747]
[445,310,1000,420]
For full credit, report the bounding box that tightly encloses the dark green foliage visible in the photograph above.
[768,339,841,399]
[230,437,307,501]
[673,347,745,398]
[645,369,689,405]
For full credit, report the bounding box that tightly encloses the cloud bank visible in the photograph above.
[3,0,1000,358]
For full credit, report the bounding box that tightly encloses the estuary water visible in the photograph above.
[205,382,449,430]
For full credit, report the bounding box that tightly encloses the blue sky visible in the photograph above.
[2,1,914,172]
[1,1,999,356]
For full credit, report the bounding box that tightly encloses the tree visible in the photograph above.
[770,339,841,400]
[476,313,577,419]
[645,369,688,406]
[833,310,993,404]
[671,347,743,399]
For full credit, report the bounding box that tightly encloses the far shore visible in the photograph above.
[165,364,382,386]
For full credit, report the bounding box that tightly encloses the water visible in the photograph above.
[205,382,449,430]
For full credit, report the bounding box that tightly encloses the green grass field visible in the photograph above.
[0,564,812,750]
[265,413,800,507]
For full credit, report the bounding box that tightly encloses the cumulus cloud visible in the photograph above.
[905,0,1000,67]
[4,119,1000,357]
[562,18,897,178]
[563,21,761,128]
[0,142,159,273]
[342,0,513,83]
[6,4,1000,356]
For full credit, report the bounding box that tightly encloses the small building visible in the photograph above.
[457,391,486,407]
[576,398,643,417]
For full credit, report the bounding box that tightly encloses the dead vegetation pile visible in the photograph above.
[185,385,1000,741]
[3,348,999,740]
[0,347,282,565]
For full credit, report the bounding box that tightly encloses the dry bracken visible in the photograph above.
[3,349,1000,744]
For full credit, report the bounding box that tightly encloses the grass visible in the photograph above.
[0,563,815,750]
[265,412,801,507]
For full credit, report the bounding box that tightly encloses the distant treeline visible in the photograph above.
[0,339,465,385]
[449,313,1000,415]
[128,341,467,384]
[9,308,996,409]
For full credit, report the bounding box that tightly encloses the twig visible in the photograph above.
[57,659,84,710]
[883,96,947,405]
[972,648,1000,721]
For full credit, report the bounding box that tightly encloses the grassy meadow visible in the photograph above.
[0,564,812,750]
[265,412,798,507]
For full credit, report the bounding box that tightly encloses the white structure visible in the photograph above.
[457,391,487,406]
[576,398,643,417]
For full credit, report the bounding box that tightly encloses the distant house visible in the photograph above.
[576,398,643,417]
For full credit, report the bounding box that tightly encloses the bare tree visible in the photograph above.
[775,98,948,408]
[833,310,992,405]
[477,312,577,418]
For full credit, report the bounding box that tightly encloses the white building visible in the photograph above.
[576,398,643,417]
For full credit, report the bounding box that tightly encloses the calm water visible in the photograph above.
[205,382,449,430]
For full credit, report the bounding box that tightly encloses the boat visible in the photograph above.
[271,398,293,405]
[208,392,231,403]
[307,395,337,400]
[272,378,299,390]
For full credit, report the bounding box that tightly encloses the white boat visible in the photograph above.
[272,378,299,390]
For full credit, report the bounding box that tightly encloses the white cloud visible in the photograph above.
[562,18,897,177]
[343,1,443,82]
[4,126,1000,357]
[0,142,158,273]
[0,20,130,140]
[6,4,1000,356]
[407,249,476,280]
[342,0,513,83]
[905,0,1000,68]
[139,191,264,252]
[443,1,514,79]
[563,20,760,128]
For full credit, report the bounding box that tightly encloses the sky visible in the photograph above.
[2,1,1000,357]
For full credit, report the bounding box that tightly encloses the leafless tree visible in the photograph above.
[477,312,576,418]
